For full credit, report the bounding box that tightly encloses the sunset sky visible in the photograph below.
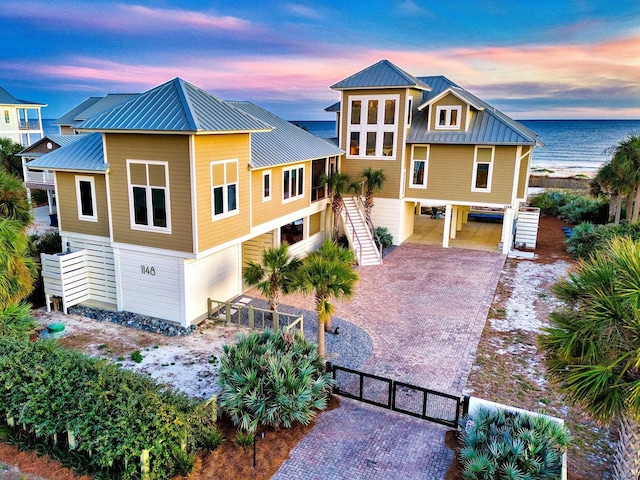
[2,0,639,120]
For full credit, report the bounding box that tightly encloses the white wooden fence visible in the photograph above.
[515,206,541,249]
[41,250,90,313]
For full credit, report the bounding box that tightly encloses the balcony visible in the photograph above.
[19,120,41,130]
[25,169,54,189]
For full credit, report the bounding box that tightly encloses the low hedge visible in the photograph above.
[566,220,640,259]
[0,337,219,479]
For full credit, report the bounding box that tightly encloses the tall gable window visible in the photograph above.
[75,175,97,222]
[210,159,239,220]
[347,94,399,159]
[262,170,271,201]
[472,146,494,192]
[127,160,171,233]
[283,165,304,202]
[435,106,462,130]
[410,146,429,188]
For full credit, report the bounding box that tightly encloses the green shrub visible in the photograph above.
[375,226,393,249]
[529,190,567,216]
[218,329,332,433]
[566,220,640,259]
[130,350,143,363]
[459,406,569,480]
[0,302,37,339]
[234,430,255,447]
[0,336,223,479]
[566,222,599,259]
[30,230,62,255]
[530,189,608,224]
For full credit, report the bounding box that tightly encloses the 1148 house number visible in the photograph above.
[141,265,156,276]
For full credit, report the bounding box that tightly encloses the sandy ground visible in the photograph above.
[33,309,254,400]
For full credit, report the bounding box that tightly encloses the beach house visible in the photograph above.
[327,60,543,254]
[0,86,46,146]
[27,78,341,326]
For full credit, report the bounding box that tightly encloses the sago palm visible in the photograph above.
[297,241,359,356]
[539,236,640,480]
[319,172,351,240]
[0,168,32,228]
[0,219,36,310]
[0,138,25,179]
[242,243,301,311]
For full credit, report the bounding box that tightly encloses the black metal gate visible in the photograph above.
[330,364,464,428]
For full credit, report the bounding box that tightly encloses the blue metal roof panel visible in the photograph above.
[73,94,138,121]
[17,134,84,157]
[325,101,340,112]
[229,101,343,168]
[331,60,431,90]
[27,133,106,172]
[53,97,102,125]
[0,86,45,106]
[78,78,271,133]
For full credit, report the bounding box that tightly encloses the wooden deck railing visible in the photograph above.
[207,299,304,335]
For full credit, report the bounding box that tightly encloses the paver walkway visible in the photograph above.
[272,244,506,480]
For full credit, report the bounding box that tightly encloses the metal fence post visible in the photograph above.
[249,305,254,329]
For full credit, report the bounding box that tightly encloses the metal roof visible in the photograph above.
[324,101,340,112]
[74,94,139,121]
[407,75,543,146]
[53,97,102,125]
[78,78,272,133]
[331,60,431,91]
[17,134,84,157]
[0,86,46,106]
[27,133,106,172]
[228,101,343,168]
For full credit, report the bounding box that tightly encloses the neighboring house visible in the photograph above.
[53,94,139,134]
[18,134,84,222]
[0,86,46,146]
[327,60,543,254]
[28,78,341,326]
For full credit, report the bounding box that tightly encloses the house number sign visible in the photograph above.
[141,265,156,276]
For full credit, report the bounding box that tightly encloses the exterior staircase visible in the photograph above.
[340,196,382,266]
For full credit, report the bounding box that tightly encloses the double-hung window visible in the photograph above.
[283,165,304,202]
[210,159,239,220]
[410,146,429,188]
[435,106,462,130]
[472,146,494,192]
[347,94,399,159]
[127,160,171,232]
[75,175,97,222]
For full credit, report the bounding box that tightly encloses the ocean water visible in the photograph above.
[293,119,640,175]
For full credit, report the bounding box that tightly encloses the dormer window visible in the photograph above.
[347,94,399,159]
[435,106,462,130]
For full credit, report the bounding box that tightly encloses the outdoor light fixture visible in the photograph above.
[253,431,265,468]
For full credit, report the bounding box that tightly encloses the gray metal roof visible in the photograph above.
[325,101,340,112]
[331,60,431,91]
[407,75,543,146]
[78,78,272,133]
[18,134,84,157]
[0,86,46,106]
[53,97,102,125]
[27,133,106,172]
[228,101,343,168]
[74,94,139,121]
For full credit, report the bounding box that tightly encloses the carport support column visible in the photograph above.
[442,204,452,248]
[501,207,515,254]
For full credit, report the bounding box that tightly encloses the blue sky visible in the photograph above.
[2,0,639,120]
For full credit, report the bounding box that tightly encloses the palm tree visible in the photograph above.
[539,236,640,479]
[242,243,302,312]
[0,168,32,227]
[0,138,25,179]
[320,172,351,240]
[0,219,36,310]
[359,167,386,223]
[297,240,359,357]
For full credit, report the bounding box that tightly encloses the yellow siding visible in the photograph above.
[309,212,321,235]
[517,147,531,199]
[194,134,252,252]
[56,172,110,237]
[106,134,193,252]
[429,93,467,131]
[251,163,312,228]
[405,145,517,204]
[339,88,408,200]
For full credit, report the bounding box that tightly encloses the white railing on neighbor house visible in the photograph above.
[41,250,90,314]
[25,170,54,185]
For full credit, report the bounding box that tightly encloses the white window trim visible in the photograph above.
[75,175,97,222]
[347,94,399,160]
[126,159,172,234]
[210,159,239,221]
[435,105,462,130]
[262,170,272,202]
[471,146,495,192]
[409,145,429,189]
[407,97,413,127]
[282,164,305,203]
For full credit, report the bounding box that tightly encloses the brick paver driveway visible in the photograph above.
[272,244,506,480]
